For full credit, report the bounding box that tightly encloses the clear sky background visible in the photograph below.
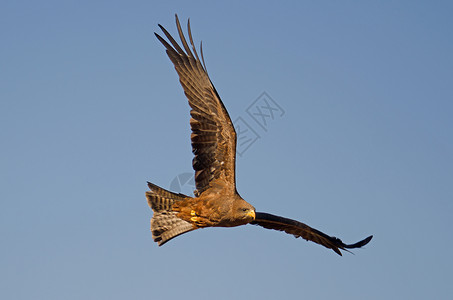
[1,1,452,299]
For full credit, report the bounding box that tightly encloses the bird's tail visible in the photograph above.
[146,182,194,246]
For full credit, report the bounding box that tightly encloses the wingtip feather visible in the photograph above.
[344,235,373,249]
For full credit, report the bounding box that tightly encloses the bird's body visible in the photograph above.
[173,192,255,228]
[147,14,372,255]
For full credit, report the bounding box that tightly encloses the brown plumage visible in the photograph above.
[147,14,372,255]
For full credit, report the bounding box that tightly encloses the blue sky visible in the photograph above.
[1,1,452,299]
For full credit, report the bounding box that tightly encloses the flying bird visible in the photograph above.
[147,14,372,255]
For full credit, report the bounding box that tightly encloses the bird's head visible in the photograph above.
[233,199,256,223]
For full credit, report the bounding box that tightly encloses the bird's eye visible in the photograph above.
[242,208,248,212]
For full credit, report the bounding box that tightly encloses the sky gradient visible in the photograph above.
[1,1,453,299]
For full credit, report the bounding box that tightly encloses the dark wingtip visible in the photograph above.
[344,235,373,249]
[334,248,343,256]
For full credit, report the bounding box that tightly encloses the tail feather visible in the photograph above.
[151,212,194,246]
[146,182,195,246]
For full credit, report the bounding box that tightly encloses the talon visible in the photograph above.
[191,210,197,216]
[191,216,199,222]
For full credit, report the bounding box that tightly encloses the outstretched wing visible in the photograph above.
[155,15,237,197]
[251,212,373,255]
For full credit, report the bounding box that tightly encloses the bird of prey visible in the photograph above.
[147,14,372,255]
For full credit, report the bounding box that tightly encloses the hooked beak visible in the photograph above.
[247,210,256,220]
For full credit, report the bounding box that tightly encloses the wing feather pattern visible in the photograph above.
[155,14,237,197]
[251,212,373,255]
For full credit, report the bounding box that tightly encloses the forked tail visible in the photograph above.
[146,182,194,246]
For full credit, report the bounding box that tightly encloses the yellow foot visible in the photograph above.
[190,210,199,222]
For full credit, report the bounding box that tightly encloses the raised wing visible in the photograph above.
[155,15,237,197]
[251,212,373,255]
